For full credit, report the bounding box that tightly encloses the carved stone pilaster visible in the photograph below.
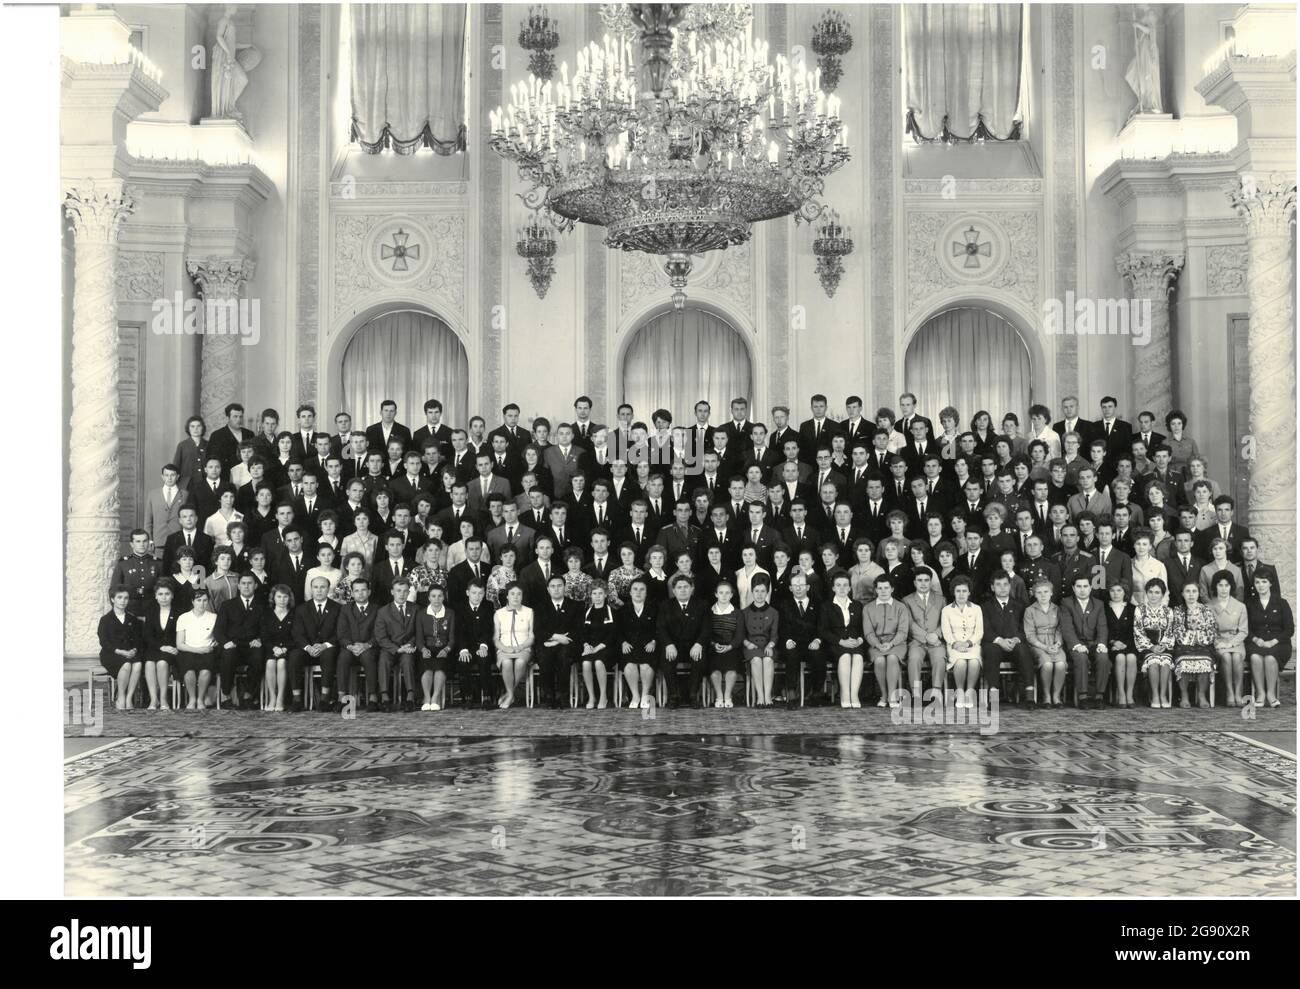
[187,256,255,433]
[1229,174,1297,599]
[64,181,134,656]
[1115,251,1184,420]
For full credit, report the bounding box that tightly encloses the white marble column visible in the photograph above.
[1115,250,1184,419]
[1229,175,1297,599]
[187,257,255,434]
[64,182,134,656]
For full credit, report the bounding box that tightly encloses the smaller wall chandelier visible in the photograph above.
[811,9,852,93]
[812,209,853,297]
[516,215,558,298]
[519,5,560,80]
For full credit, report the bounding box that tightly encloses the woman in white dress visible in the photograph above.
[493,583,534,710]
[940,577,984,709]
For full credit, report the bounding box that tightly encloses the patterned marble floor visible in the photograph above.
[64,731,1295,896]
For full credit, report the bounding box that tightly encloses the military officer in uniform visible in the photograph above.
[112,529,163,619]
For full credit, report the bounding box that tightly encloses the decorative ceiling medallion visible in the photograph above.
[365,217,431,283]
[935,214,1009,284]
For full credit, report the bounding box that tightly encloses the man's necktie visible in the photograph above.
[506,526,514,543]
[542,562,549,580]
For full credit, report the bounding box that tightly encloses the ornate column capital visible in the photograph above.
[1228,174,1297,239]
[1115,250,1185,298]
[63,181,134,245]
[186,256,256,298]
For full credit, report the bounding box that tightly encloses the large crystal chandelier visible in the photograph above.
[490,2,850,308]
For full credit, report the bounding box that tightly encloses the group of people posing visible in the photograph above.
[97,391,1293,714]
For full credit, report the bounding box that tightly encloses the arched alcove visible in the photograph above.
[619,305,754,421]
[336,307,469,429]
[903,305,1036,426]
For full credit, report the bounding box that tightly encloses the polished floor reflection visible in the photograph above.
[65,732,1295,896]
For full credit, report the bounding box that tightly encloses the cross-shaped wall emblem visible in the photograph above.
[952,225,992,269]
[380,228,421,271]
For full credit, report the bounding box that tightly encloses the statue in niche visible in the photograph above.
[1123,3,1164,117]
[209,5,262,122]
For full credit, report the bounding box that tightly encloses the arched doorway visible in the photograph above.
[904,307,1032,427]
[621,306,753,422]
[341,309,469,430]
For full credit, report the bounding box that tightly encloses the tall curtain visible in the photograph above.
[622,308,752,424]
[342,311,469,431]
[904,3,1023,142]
[904,308,1031,429]
[349,3,468,155]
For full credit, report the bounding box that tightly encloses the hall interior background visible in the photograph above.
[61,3,1296,654]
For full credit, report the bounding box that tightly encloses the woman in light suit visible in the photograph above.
[941,576,984,709]
[493,582,534,709]
[1024,579,1067,707]
[1209,571,1249,707]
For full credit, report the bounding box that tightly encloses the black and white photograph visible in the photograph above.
[7,0,1300,919]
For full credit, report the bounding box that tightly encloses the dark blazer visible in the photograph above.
[894,414,934,443]
[1092,546,1133,596]
[1095,418,1134,463]
[1053,418,1096,448]
[338,600,379,649]
[956,549,996,601]
[163,530,215,573]
[447,559,492,606]
[699,523,742,572]
[535,595,580,647]
[798,417,843,462]
[818,598,865,650]
[455,600,497,656]
[656,596,704,653]
[412,423,455,460]
[390,472,435,509]
[619,601,659,652]
[981,596,1026,642]
[1060,595,1109,649]
[270,547,312,602]
[142,600,180,658]
[372,556,413,607]
[259,606,296,652]
[1242,562,1281,602]
[374,601,418,653]
[1195,523,1251,565]
[1246,594,1294,661]
[780,595,822,645]
[97,610,142,667]
[365,421,413,455]
[780,521,821,562]
[583,554,618,583]
[206,425,256,477]
[614,523,660,568]
[290,431,327,462]
[657,522,701,568]
[213,595,264,644]
[488,424,530,452]
[1164,551,1204,602]
[172,436,209,489]
[291,599,341,647]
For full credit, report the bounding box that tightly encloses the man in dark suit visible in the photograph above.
[827,504,860,570]
[488,403,530,452]
[615,500,659,568]
[533,575,579,707]
[327,412,358,460]
[720,397,752,449]
[1195,496,1251,564]
[1061,576,1110,708]
[775,460,815,508]
[657,575,706,706]
[371,532,412,607]
[434,484,477,539]
[583,529,617,582]
[781,500,821,562]
[981,573,1035,707]
[206,403,257,477]
[517,536,559,608]
[1052,395,1095,450]
[956,480,991,533]
[739,502,781,570]
[290,404,325,462]
[780,572,826,705]
[956,531,995,602]
[1133,411,1165,457]
[390,451,434,507]
[444,430,477,484]
[337,575,381,708]
[364,400,412,456]
[569,395,602,450]
[901,419,942,475]
[301,433,337,479]
[903,475,942,540]
[213,573,265,708]
[1093,521,1133,598]
[798,393,842,465]
[446,539,492,606]
[809,448,847,503]
[412,399,455,461]
[287,575,343,712]
[1095,396,1133,465]
[700,503,741,572]
[455,581,497,708]
[486,434,526,494]
[291,474,325,543]
[270,528,312,602]
[1239,539,1282,601]
[373,577,418,710]
[894,393,934,444]
[882,456,912,506]
[838,396,874,450]
[188,458,227,525]
[1164,530,1204,602]
[1052,524,1095,592]
[164,506,216,573]
[768,406,799,462]
[857,477,890,544]
[485,502,535,566]
[741,422,783,481]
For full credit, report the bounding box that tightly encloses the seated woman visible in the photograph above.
[486,545,519,608]
[941,576,984,710]
[579,581,617,709]
[847,538,882,603]
[340,509,378,568]
[492,582,534,710]
[98,587,143,710]
[204,546,240,610]
[1134,578,1176,709]
[1198,537,1244,603]
[176,586,218,711]
[735,545,770,609]
[863,573,910,709]
[260,583,295,712]
[619,576,659,709]
[1172,581,1217,708]
[142,581,180,711]
[820,572,865,709]
[415,585,457,711]
[706,579,746,708]
[1246,575,1294,709]
[1024,579,1067,707]
[1210,571,1249,707]
[1106,581,1138,708]
[740,574,780,707]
